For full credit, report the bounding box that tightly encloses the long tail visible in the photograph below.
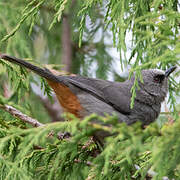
[0,53,59,82]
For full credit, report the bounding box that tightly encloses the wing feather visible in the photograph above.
[58,75,131,115]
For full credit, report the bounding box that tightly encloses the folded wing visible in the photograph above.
[59,75,131,115]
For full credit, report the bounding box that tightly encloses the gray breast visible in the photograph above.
[128,100,161,125]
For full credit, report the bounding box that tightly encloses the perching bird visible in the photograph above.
[0,53,176,126]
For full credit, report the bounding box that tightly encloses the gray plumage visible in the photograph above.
[0,54,176,126]
[59,69,170,125]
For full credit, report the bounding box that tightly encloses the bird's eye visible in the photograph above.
[153,75,165,83]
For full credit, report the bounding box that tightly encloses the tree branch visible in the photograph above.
[0,104,44,127]
[61,14,72,72]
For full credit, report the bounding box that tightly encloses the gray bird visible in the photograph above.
[0,54,176,126]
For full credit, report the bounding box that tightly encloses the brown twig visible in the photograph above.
[0,104,44,127]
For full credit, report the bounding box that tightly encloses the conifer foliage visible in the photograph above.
[0,0,179,179]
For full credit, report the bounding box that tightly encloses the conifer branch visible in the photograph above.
[0,104,44,127]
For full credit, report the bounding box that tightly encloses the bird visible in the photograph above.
[0,53,176,126]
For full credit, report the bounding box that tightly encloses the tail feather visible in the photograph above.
[0,54,59,82]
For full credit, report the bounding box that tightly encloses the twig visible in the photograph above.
[0,104,44,127]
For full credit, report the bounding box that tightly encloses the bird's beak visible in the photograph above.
[165,66,177,77]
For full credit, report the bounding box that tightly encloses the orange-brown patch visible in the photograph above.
[47,80,83,118]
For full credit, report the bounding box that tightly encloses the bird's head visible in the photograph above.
[138,66,176,103]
